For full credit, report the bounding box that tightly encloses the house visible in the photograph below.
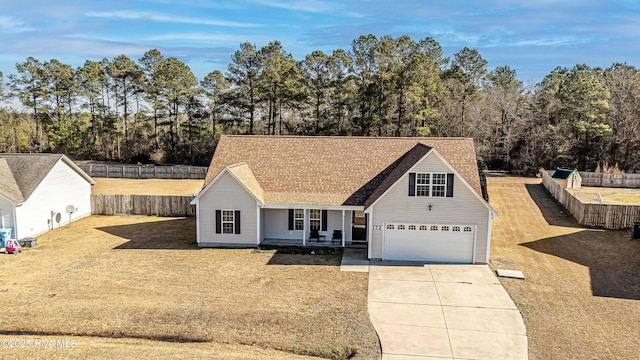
[552,168,582,189]
[191,136,497,264]
[0,154,95,243]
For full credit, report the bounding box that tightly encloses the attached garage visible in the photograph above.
[383,223,475,263]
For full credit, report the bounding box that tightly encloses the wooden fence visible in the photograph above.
[78,164,207,179]
[91,194,196,217]
[542,171,640,229]
[580,172,640,188]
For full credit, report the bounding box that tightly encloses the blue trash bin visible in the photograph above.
[0,228,12,248]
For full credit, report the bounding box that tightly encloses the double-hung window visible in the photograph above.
[416,173,431,196]
[309,209,321,230]
[222,210,235,234]
[431,173,446,197]
[216,209,240,234]
[294,209,304,230]
[416,172,446,197]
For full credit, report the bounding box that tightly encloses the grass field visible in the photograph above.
[0,216,379,359]
[572,185,640,204]
[91,178,204,195]
[488,176,640,359]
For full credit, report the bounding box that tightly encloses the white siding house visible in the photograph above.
[192,136,497,264]
[367,150,492,263]
[196,167,259,247]
[0,154,95,242]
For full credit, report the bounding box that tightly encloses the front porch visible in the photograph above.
[261,238,353,247]
[260,207,368,247]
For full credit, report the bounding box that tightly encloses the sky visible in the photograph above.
[0,0,639,85]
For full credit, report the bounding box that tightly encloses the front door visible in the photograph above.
[351,211,367,242]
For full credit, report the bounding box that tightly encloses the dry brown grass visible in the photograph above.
[0,335,318,359]
[574,185,640,204]
[91,178,203,195]
[0,216,379,359]
[488,176,640,359]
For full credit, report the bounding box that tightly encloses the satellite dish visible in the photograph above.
[65,205,77,228]
[55,212,62,225]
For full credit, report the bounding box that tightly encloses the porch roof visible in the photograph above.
[206,136,482,207]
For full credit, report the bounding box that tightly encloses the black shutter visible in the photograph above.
[215,210,221,234]
[408,173,416,196]
[288,209,294,230]
[321,210,328,231]
[234,210,241,234]
[446,173,454,197]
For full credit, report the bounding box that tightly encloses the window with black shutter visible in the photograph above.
[408,173,416,196]
[446,173,454,197]
[217,210,240,234]
[321,210,328,231]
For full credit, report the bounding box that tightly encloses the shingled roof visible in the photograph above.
[203,135,482,207]
[551,168,577,180]
[0,154,94,204]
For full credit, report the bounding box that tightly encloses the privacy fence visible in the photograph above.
[77,164,208,179]
[542,171,640,229]
[91,194,196,217]
[580,172,640,188]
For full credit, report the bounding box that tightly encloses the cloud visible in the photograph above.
[0,15,34,33]
[145,32,269,44]
[85,10,260,28]
[249,0,340,14]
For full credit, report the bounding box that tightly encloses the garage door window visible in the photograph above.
[442,226,449,231]
[397,225,405,230]
[387,224,394,230]
[464,226,472,232]
[408,225,416,230]
[430,225,438,231]
[420,225,428,230]
[452,226,460,231]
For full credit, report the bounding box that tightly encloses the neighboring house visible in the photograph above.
[0,154,95,242]
[191,136,498,264]
[552,168,582,189]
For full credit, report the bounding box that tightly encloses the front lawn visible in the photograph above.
[0,216,379,359]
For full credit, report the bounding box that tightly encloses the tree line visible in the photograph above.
[1,34,639,172]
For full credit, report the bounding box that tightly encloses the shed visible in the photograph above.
[552,168,582,189]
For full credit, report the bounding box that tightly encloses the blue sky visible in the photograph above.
[1,0,639,84]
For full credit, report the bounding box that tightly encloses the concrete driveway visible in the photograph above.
[368,262,528,359]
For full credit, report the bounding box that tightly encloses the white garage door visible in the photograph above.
[383,223,475,263]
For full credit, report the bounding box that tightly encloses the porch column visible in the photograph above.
[367,209,373,259]
[256,202,260,245]
[302,208,307,246]
[341,209,345,247]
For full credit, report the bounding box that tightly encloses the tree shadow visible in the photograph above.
[262,247,343,266]
[521,230,640,300]
[97,218,198,250]
[525,183,583,228]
